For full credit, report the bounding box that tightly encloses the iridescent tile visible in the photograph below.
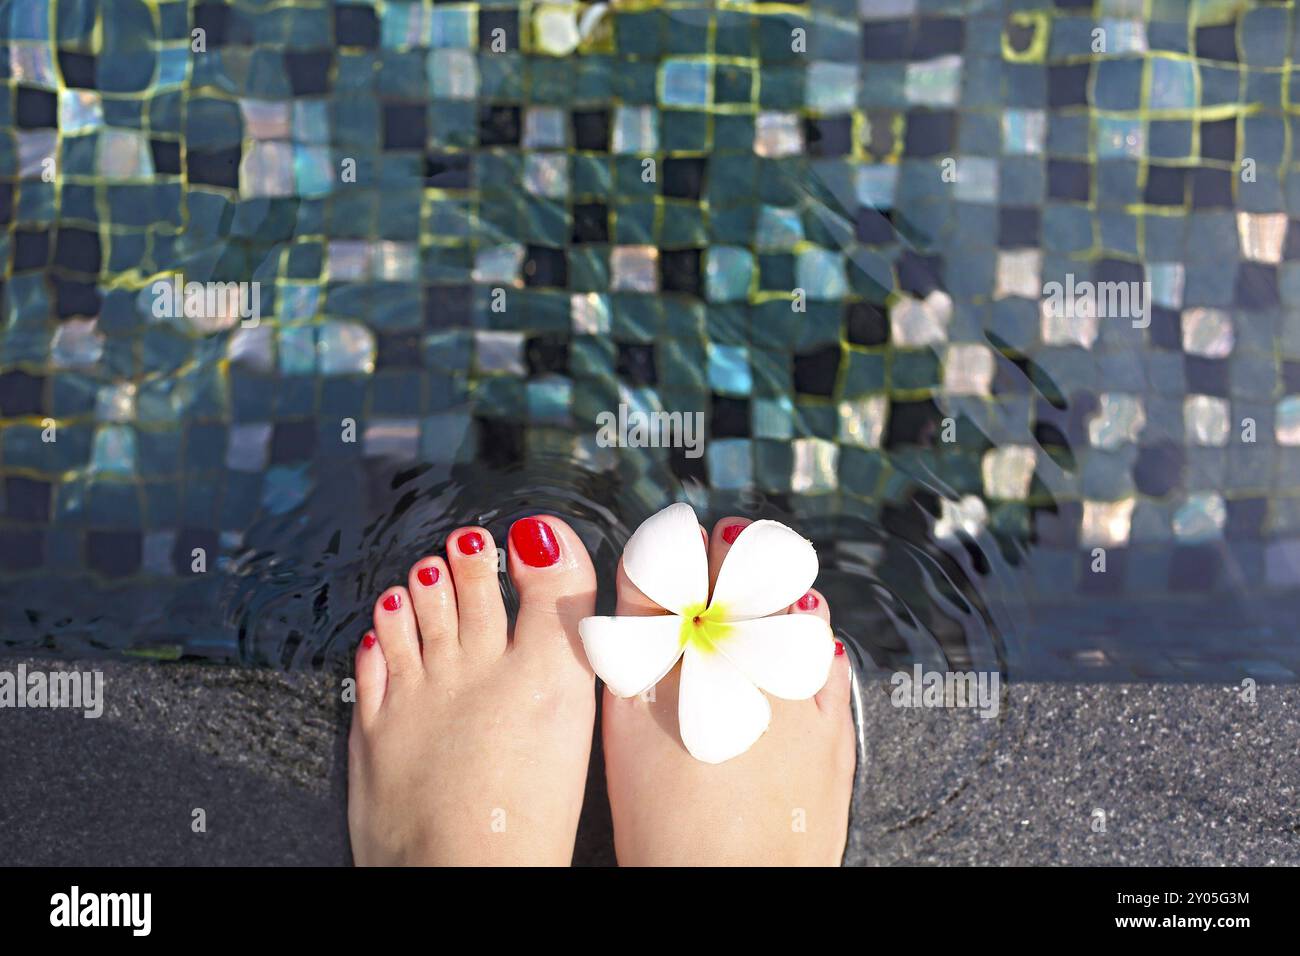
[837,395,887,448]
[796,247,848,300]
[610,245,659,292]
[954,156,997,203]
[364,419,421,459]
[1149,58,1196,111]
[855,165,898,209]
[430,7,472,48]
[97,128,153,180]
[473,243,525,285]
[1277,395,1300,446]
[792,438,839,493]
[1040,294,1099,348]
[474,331,526,374]
[1002,109,1045,155]
[535,4,581,56]
[278,326,317,375]
[318,320,376,375]
[293,144,332,197]
[59,90,102,134]
[612,106,658,154]
[934,495,988,541]
[755,206,803,250]
[524,153,569,199]
[383,0,431,47]
[524,107,566,148]
[429,49,479,100]
[706,246,754,303]
[891,290,952,346]
[373,241,419,281]
[226,423,271,472]
[228,325,275,373]
[262,465,311,516]
[240,141,294,198]
[239,99,291,140]
[95,383,137,423]
[754,396,794,439]
[1088,394,1146,449]
[157,47,188,89]
[50,319,104,369]
[1180,307,1234,357]
[754,112,802,158]
[293,100,330,144]
[806,62,857,113]
[707,343,752,395]
[942,343,995,396]
[1146,262,1184,309]
[11,45,56,87]
[1095,116,1143,158]
[1081,498,1136,547]
[707,439,753,491]
[571,293,610,334]
[994,249,1041,299]
[661,58,710,107]
[327,240,372,280]
[982,446,1036,500]
[905,55,962,107]
[528,377,572,423]
[1103,19,1147,53]
[279,285,321,323]
[1172,492,1226,542]
[1236,212,1288,264]
[860,0,915,17]
[1184,394,1230,446]
[18,130,57,178]
[91,425,137,476]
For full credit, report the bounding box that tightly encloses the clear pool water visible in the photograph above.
[1,0,1298,681]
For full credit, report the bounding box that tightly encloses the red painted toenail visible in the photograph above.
[511,517,561,567]
[362,631,376,649]
[721,524,744,544]
[797,591,819,611]
[382,593,402,612]
[834,640,845,657]
[457,531,485,555]
[417,566,440,587]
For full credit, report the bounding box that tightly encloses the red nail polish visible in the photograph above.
[417,566,440,587]
[721,524,744,544]
[457,531,485,555]
[834,640,845,657]
[797,591,819,611]
[511,517,561,568]
[362,631,376,649]
[382,593,402,612]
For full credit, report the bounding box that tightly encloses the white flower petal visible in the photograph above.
[622,501,708,614]
[716,614,835,700]
[678,642,771,764]
[709,519,819,620]
[578,615,685,698]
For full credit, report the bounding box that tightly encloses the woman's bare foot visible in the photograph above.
[601,516,855,866]
[348,516,596,865]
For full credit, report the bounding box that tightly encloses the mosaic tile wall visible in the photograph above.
[1,0,1299,676]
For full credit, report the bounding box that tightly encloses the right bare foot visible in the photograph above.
[600,516,856,866]
[347,516,596,866]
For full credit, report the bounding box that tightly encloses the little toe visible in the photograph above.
[445,526,507,657]
[353,630,387,724]
[407,556,458,667]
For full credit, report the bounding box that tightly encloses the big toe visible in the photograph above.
[508,516,597,668]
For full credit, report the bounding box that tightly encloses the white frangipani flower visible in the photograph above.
[579,502,835,763]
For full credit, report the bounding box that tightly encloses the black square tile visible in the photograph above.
[16,87,57,128]
[87,530,142,578]
[375,331,423,369]
[424,153,471,189]
[998,206,1040,246]
[53,278,100,318]
[334,4,380,47]
[57,51,96,89]
[1282,359,1300,393]
[54,227,101,275]
[896,250,943,297]
[846,302,889,346]
[861,20,911,61]
[912,18,964,58]
[903,110,954,156]
[1047,159,1090,201]
[0,183,11,226]
[663,157,706,199]
[885,398,941,447]
[476,418,524,469]
[1133,442,1183,497]
[4,477,50,522]
[1144,165,1186,206]
[1148,306,1182,349]
[187,146,241,189]
[479,105,521,147]
[793,346,841,396]
[0,371,46,416]
[1184,356,1231,396]
[1200,118,1236,161]
[1235,262,1280,308]
[660,249,702,296]
[193,3,231,45]
[424,284,473,327]
[0,531,44,572]
[270,421,318,463]
[151,139,181,175]
[12,229,49,272]
[284,51,332,96]
[526,334,569,374]
[1048,64,1090,107]
[572,109,610,151]
[669,445,707,483]
[478,10,519,51]
[524,245,566,287]
[855,207,894,244]
[1195,23,1237,62]
[1190,167,1232,208]
[572,202,609,243]
[711,396,750,437]
[1169,544,1220,592]
[383,102,427,150]
[615,344,656,385]
[1225,497,1268,539]
[803,116,852,157]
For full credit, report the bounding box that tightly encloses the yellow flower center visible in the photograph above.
[679,602,731,653]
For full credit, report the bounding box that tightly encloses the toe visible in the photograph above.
[708,516,752,594]
[373,586,422,680]
[507,516,597,666]
[788,589,849,717]
[407,556,458,667]
[615,557,669,617]
[445,526,507,657]
[353,630,387,724]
